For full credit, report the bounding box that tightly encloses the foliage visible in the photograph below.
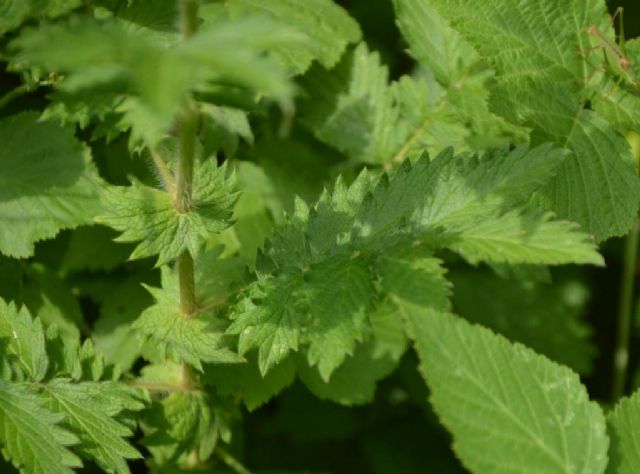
[1,0,640,473]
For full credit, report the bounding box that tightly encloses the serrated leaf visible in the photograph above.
[299,43,464,164]
[228,270,304,375]
[607,390,640,474]
[405,308,608,474]
[532,110,640,242]
[226,0,361,74]
[0,112,102,258]
[134,268,242,371]
[231,145,602,378]
[376,244,452,316]
[141,369,235,464]
[303,254,374,380]
[422,0,640,240]
[451,269,595,374]
[43,379,145,474]
[393,0,478,85]
[98,160,236,266]
[0,0,82,34]
[0,299,48,382]
[0,380,81,474]
[12,15,297,145]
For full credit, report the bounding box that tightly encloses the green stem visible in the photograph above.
[175,0,200,317]
[216,446,253,474]
[177,251,196,315]
[179,0,199,40]
[175,102,198,214]
[612,217,639,400]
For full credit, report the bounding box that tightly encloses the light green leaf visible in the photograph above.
[226,0,361,74]
[299,43,466,164]
[607,389,640,474]
[0,112,102,258]
[98,160,237,266]
[43,379,145,474]
[134,268,242,371]
[423,0,640,240]
[445,210,603,266]
[12,16,296,145]
[393,0,478,84]
[0,0,82,34]
[406,308,608,474]
[0,380,81,474]
[0,299,48,382]
[532,111,640,242]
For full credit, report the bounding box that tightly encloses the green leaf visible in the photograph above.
[228,270,305,375]
[42,379,145,474]
[0,0,82,34]
[451,269,595,374]
[303,254,374,380]
[0,299,48,382]
[0,380,81,474]
[140,364,235,464]
[532,111,640,242]
[608,390,640,474]
[406,309,608,474]
[226,0,361,74]
[299,43,464,164]
[98,160,237,266]
[422,0,640,240]
[12,15,296,145]
[0,112,102,258]
[445,209,603,266]
[231,145,602,378]
[393,0,478,85]
[134,268,242,371]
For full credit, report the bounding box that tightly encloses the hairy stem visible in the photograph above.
[216,446,253,474]
[177,251,197,315]
[150,149,176,193]
[612,217,639,400]
[179,0,199,40]
[175,0,200,316]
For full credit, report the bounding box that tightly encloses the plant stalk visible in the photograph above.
[175,0,200,316]
[216,446,254,474]
[612,218,639,400]
[179,0,199,40]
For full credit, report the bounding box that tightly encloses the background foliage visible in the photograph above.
[1,0,640,473]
